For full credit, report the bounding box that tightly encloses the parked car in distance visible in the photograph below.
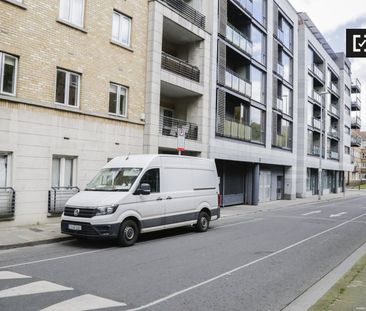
[61,154,221,246]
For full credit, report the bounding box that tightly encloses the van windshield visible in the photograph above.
[85,168,142,191]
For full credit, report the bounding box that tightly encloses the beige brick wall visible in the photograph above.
[0,0,148,123]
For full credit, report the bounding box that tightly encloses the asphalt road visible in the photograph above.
[0,196,365,311]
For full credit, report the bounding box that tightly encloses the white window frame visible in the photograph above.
[112,11,132,47]
[0,53,18,96]
[52,156,77,188]
[55,68,81,108]
[59,0,85,28]
[109,83,128,117]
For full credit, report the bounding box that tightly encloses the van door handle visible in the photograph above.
[156,197,163,201]
[166,196,172,200]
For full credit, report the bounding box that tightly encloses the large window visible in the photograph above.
[251,26,266,65]
[281,84,292,116]
[253,0,266,26]
[139,169,160,193]
[251,66,265,104]
[109,83,128,117]
[55,69,80,107]
[279,16,293,51]
[59,0,85,28]
[0,53,17,96]
[52,156,76,187]
[112,11,131,47]
[281,51,292,83]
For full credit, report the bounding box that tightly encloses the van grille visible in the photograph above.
[64,206,96,218]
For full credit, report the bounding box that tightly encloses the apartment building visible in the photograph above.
[208,0,299,206]
[296,13,354,197]
[358,132,366,182]
[0,0,148,224]
[144,0,214,157]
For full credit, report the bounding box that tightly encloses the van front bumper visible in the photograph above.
[61,220,120,238]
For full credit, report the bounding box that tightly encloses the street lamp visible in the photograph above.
[318,91,329,200]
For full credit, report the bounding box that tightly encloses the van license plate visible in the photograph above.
[68,224,82,231]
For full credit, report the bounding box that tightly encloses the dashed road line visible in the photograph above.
[330,212,347,218]
[302,211,321,216]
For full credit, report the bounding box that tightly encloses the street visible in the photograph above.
[0,196,365,311]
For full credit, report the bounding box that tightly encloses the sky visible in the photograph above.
[289,0,366,130]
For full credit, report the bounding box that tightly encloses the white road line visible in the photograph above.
[330,212,348,218]
[124,212,366,311]
[302,211,321,216]
[0,281,73,298]
[215,218,264,229]
[0,248,111,270]
[0,271,31,280]
[40,294,126,311]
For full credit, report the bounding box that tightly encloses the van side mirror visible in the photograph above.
[137,183,151,195]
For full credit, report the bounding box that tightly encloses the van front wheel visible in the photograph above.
[118,220,139,247]
[196,211,210,232]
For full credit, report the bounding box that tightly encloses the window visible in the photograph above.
[345,106,351,116]
[281,51,292,83]
[109,83,128,117]
[139,169,160,193]
[0,53,17,96]
[52,156,76,187]
[251,66,266,104]
[307,75,313,98]
[0,155,8,187]
[345,126,350,135]
[251,26,266,65]
[279,16,293,51]
[281,84,292,116]
[112,11,131,46]
[345,146,350,155]
[55,69,80,107]
[59,0,85,28]
[250,106,265,143]
[253,0,267,26]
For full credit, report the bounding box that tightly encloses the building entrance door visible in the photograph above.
[259,171,271,202]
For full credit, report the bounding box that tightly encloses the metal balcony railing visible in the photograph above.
[225,69,252,98]
[159,115,199,141]
[161,52,200,82]
[328,151,339,160]
[223,117,264,143]
[277,28,284,43]
[0,187,15,220]
[312,64,324,81]
[160,0,206,29]
[274,134,292,149]
[312,118,321,130]
[233,0,253,15]
[48,187,80,215]
[277,63,284,77]
[351,134,362,147]
[329,104,339,116]
[226,24,253,56]
[352,116,362,128]
[330,82,339,95]
[351,97,361,111]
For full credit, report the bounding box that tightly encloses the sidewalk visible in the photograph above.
[0,190,364,250]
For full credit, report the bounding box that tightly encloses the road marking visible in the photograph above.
[302,211,321,216]
[330,212,347,218]
[0,248,111,270]
[215,218,264,229]
[0,271,31,280]
[40,294,126,311]
[0,281,73,298]
[124,212,366,311]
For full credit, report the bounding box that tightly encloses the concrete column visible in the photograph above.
[252,164,260,206]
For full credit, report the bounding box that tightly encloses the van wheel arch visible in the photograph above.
[122,216,141,233]
[200,207,211,218]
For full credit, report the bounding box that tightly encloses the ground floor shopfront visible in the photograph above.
[306,168,345,196]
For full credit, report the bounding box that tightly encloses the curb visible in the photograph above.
[0,236,74,250]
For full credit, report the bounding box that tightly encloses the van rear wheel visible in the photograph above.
[118,220,139,247]
[196,211,210,232]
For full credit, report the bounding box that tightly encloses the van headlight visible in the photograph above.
[95,204,119,216]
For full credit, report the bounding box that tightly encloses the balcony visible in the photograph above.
[352,78,361,93]
[330,82,339,95]
[312,64,324,81]
[226,24,253,56]
[225,69,252,98]
[312,118,321,131]
[160,0,206,29]
[0,187,15,220]
[159,115,199,141]
[328,151,339,160]
[351,134,362,147]
[161,52,200,82]
[48,187,80,215]
[308,145,321,156]
[223,117,264,143]
[277,28,284,43]
[232,0,253,15]
[351,97,361,111]
[328,128,339,139]
[312,90,324,105]
[274,134,292,150]
[329,104,339,117]
[277,63,284,77]
[352,116,362,129]
[274,97,283,111]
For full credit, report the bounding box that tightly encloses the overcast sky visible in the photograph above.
[289,0,366,130]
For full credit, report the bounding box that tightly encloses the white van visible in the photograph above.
[61,155,220,246]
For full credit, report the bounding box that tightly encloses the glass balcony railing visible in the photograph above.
[330,82,339,95]
[312,64,324,81]
[352,116,362,128]
[159,115,199,141]
[225,69,252,98]
[226,24,253,56]
[352,78,361,93]
[328,128,339,139]
[351,97,361,111]
[312,90,324,105]
[274,97,283,111]
[233,0,253,15]
[312,118,321,130]
[223,117,264,144]
[309,145,321,156]
[277,28,284,43]
[277,63,284,77]
[329,105,339,116]
[351,134,362,147]
[274,134,292,149]
[328,151,339,160]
